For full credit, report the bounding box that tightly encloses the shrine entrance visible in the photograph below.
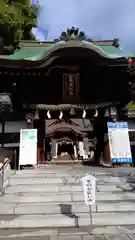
[57,139,75,161]
[46,123,84,162]
[33,111,111,165]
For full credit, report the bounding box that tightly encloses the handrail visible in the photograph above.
[0,158,11,195]
[0,158,10,172]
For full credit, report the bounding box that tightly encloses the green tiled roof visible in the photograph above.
[7,41,51,61]
[99,45,123,56]
[8,46,47,61]
[0,40,133,61]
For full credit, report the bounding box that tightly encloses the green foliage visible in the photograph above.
[0,0,37,54]
[22,4,37,40]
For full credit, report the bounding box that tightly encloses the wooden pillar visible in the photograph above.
[83,137,89,160]
[1,111,5,148]
[33,111,45,163]
[37,142,40,164]
[39,112,45,163]
[44,120,47,161]
[78,141,84,159]
[33,119,40,164]
[51,138,57,160]
[103,143,110,164]
[103,124,111,165]
[94,108,105,165]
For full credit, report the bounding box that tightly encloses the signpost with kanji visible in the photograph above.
[81,174,96,234]
[81,174,96,205]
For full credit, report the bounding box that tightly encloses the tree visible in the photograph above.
[22,4,37,40]
[0,0,37,54]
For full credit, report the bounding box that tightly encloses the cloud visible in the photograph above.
[33,0,135,52]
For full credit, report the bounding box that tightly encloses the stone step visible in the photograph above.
[0,202,96,214]
[0,212,135,228]
[0,202,135,215]
[12,172,103,177]
[11,173,123,180]
[2,166,135,235]
[12,168,127,176]
[2,191,135,203]
[10,175,83,180]
[5,184,122,194]
[14,166,134,176]
[1,226,135,239]
[13,166,134,176]
[9,177,124,186]
[0,226,135,240]
[5,185,83,194]
[49,160,82,165]
[0,227,134,240]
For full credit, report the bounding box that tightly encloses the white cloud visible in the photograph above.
[33,0,135,52]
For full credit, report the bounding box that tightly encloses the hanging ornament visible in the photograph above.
[47,111,51,119]
[59,111,63,119]
[25,113,33,124]
[69,108,75,115]
[104,108,109,117]
[110,107,117,116]
[82,110,86,118]
[93,109,98,117]
[34,110,39,120]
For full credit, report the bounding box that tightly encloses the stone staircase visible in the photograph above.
[1,165,135,239]
[56,154,75,163]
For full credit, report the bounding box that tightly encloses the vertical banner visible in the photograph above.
[19,129,37,166]
[107,122,132,164]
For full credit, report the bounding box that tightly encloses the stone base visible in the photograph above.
[100,162,112,168]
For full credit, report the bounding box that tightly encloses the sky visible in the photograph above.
[31,0,135,52]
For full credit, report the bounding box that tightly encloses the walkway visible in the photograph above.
[0,165,135,239]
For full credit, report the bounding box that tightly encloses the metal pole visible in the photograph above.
[44,117,46,161]
[14,149,17,174]
[89,205,93,235]
[1,167,4,195]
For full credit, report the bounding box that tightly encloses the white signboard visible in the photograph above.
[81,174,96,205]
[19,129,37,166]
[107,122,132,164]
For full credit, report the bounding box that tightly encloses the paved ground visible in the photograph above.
[1,165,135,239]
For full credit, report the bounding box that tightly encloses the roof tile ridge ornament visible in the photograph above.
[53,27,92,43]
[112,38,120,48]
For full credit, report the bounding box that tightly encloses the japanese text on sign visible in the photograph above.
[107,122,132,163]
[81,175,96,205]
